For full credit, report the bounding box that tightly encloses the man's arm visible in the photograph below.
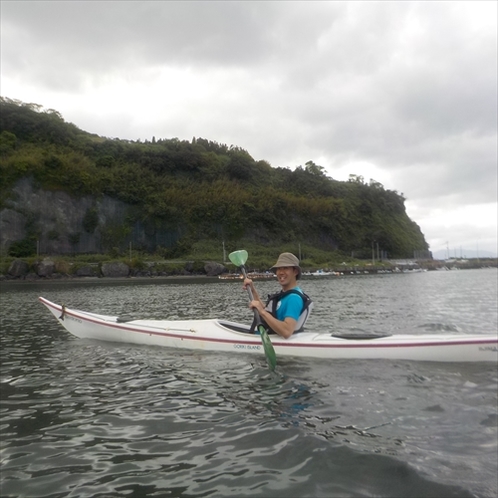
[243,278,264,307]
[249,300,297,339]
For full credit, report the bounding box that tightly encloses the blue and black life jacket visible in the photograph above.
[251,289,313,334]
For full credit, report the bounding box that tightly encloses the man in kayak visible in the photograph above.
[243,252,312,339]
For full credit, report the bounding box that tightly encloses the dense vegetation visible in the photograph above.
[0,97,428,260]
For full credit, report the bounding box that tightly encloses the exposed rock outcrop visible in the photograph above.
[0,178,180,255]
[34,258,55,277]
[204,261,227,276]
[8,259,29,277]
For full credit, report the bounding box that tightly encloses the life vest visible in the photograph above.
[251,289,313,334]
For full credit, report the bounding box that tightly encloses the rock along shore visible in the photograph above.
[1,258,228,282]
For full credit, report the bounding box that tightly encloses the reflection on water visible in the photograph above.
[1,270,497,497]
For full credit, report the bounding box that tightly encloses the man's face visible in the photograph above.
[275,266,298,288]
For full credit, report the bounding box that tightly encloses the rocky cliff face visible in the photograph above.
[0,178,179,255]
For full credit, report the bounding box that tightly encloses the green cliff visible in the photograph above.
[0,97,429,260]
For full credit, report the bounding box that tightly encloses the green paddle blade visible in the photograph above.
[258,324,277,371]
[228,250,248,267]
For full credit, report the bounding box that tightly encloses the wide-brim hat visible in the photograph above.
[271,252,302,280]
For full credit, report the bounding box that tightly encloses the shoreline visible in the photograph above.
[0,274,224,285]
[2,265,496,287]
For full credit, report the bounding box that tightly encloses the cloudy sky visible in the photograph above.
[1,1,497,258]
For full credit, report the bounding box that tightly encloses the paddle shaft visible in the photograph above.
[228,249,277,371]
[240,266,260,322]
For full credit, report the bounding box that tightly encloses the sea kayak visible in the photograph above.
[39,297,497,363]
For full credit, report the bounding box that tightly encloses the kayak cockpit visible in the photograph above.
[331,332,393,340]
[216,320,253,334]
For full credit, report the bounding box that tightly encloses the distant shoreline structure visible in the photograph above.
[431,249,498,260]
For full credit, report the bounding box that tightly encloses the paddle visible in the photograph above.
[229,250,277,371]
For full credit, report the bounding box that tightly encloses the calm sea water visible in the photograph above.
[1,269,497,498]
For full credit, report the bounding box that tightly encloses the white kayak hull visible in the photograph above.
[39,297,498,363]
